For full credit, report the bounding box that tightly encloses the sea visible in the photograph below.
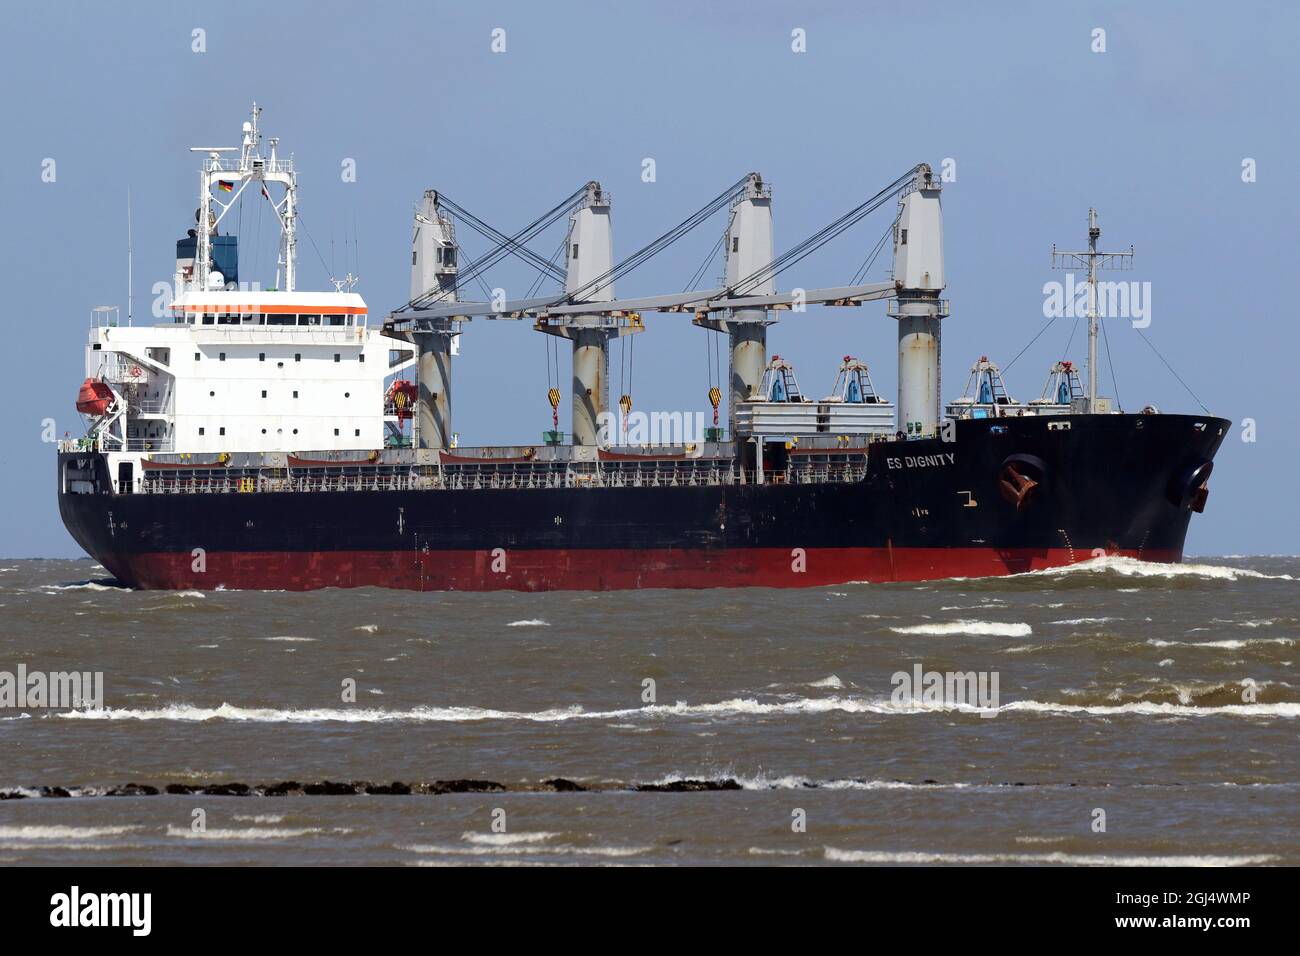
[0,555,1296,866]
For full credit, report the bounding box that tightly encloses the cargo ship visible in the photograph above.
[57,106,1226,591]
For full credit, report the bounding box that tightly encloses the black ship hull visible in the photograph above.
[57,414,1228,591]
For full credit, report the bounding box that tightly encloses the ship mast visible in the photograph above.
[188,103,298,293]
[1051,208,1133,413]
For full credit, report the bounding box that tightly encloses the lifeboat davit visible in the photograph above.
[75,378,115,417]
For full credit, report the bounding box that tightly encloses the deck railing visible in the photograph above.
[134,460,868,496]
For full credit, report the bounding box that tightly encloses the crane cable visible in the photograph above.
[560,174,752,305]
[727,164,922,297]
[397,185,588,313]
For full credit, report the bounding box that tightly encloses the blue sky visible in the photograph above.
[1,0,1296,556]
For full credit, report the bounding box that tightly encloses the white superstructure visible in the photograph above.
[78,106,410,457]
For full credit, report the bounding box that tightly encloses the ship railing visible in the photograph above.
[128,459,868,495]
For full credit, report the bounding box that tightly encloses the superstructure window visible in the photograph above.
[268,313,295,326]
[295,354,301,362]
[199,427,205,436]
[359,354,365,362]
[261,390,267,398]
[195,353,201,361]
[219,427,225,436]
[259,353,265,362]
[219,353,226,361]
[293,390,299,398]
[571,243,579,260]
[299,314,321,326]
[334,353,340,363]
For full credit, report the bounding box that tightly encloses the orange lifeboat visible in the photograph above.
[75,378,115,416]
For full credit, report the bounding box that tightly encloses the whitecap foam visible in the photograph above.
[806,675,844,689]
[461,831,557,846]
[892,620,1032,637]
[56,691,1298,726]
[262,636,317,643]
[506,619,550,627]
[0,825,140,841]
[1148,637,1294,650]
[400,842,650,858]
[824,847,1277,866]
[165,825,333,840]
[1020,555,1295,582]
[354,624,379,633]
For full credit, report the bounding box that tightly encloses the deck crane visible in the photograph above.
[389,163,949,446]
[386,186,589,449]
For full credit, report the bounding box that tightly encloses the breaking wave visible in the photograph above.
[55,693,1300,724]
[891,620,1032,637]
[823,847,1277,866]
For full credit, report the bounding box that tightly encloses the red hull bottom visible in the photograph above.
[102,546,1183,592]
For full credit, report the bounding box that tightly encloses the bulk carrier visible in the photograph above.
[58,106,1227,591]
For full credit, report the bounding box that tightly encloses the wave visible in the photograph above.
[506,619,550,627]
[892,620,1032,637]
[41,580,121,592]
[806,675,844,689]
[55,692,1300,725]
[400,842,651,858]
[461,831,558,846]
[262,636,317,643]
[823,847,1277,866]
[1020,555,1295,583]
[1148,637,1294,650]
[0,825,140,841]
[165,825,335,840]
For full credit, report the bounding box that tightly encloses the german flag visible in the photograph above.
[217,180,235,192]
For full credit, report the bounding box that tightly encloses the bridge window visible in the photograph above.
[268,313,295,326]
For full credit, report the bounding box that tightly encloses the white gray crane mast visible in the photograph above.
[536,182,640,446]
[387,164,948,448]
[407,191,459,450]
[889,167,948,437]
[695,173,776,432]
